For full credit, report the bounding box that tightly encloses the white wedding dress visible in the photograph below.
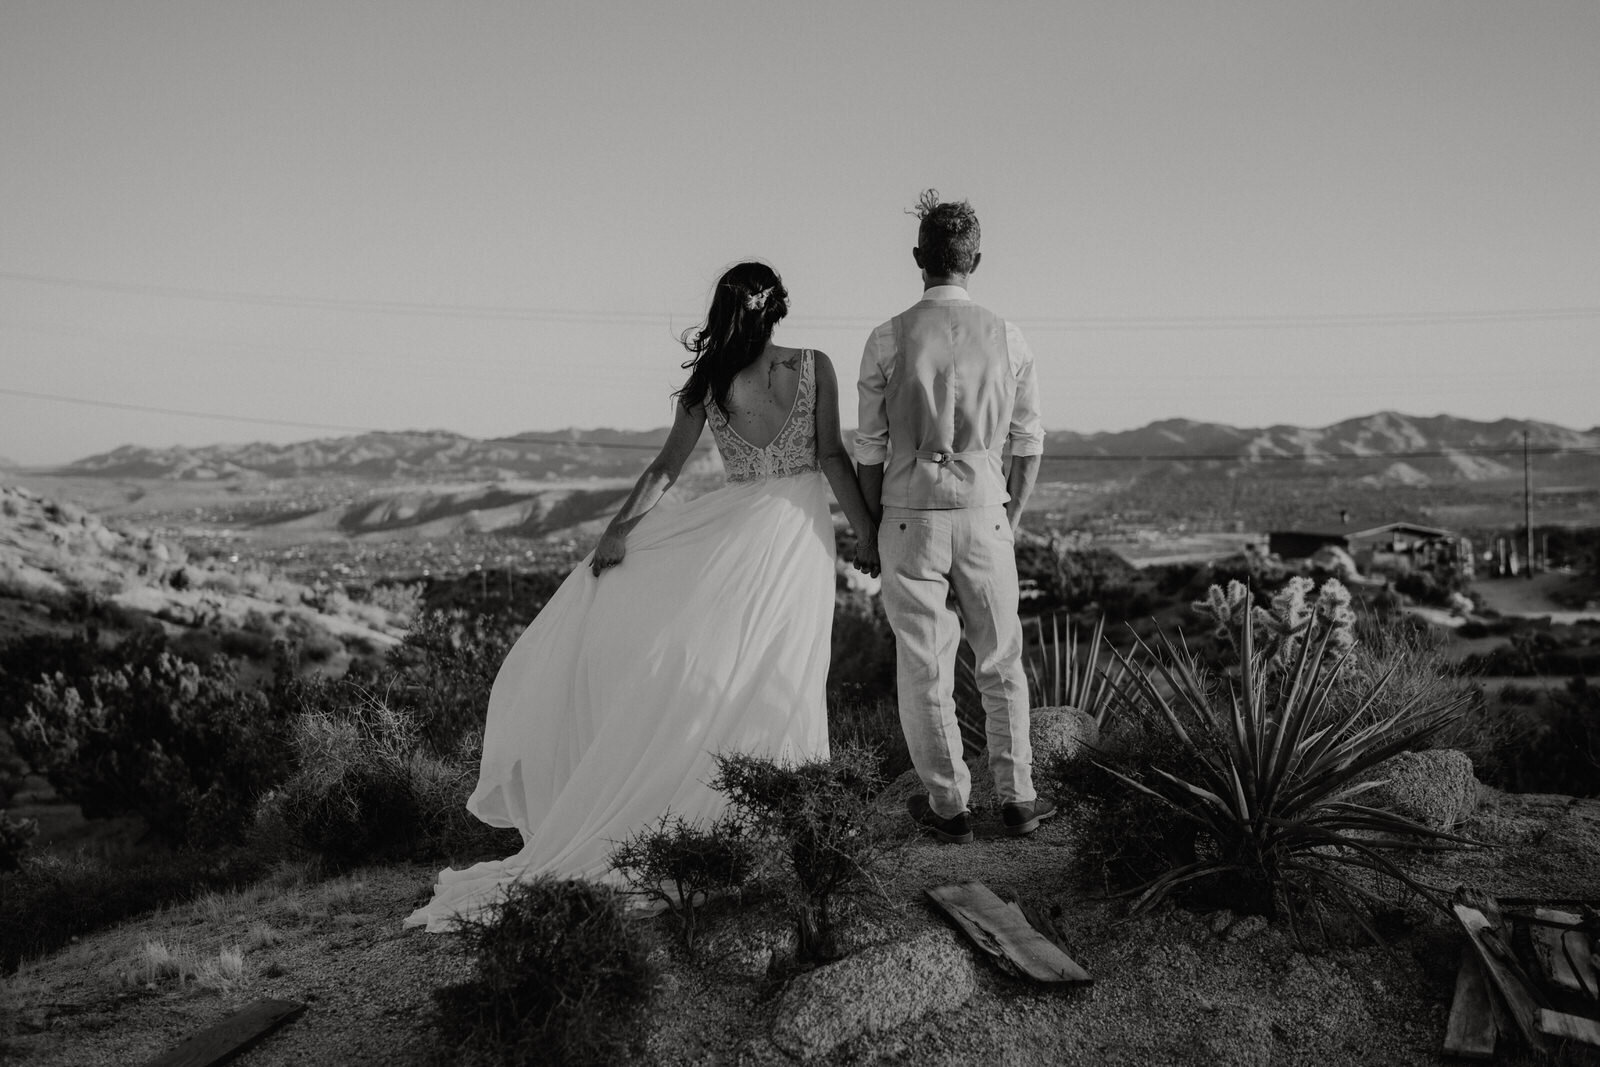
[405,351,834,931]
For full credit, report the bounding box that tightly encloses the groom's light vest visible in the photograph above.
[881,298,1017,510]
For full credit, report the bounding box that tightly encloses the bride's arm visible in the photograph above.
[591,398,708,576]
[812,352,881,577]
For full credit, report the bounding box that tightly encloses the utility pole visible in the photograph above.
[1524,429,1534,579]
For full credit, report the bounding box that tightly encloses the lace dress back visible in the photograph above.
[704,350,820,483]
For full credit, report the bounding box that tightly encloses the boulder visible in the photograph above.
[769,928,975,1060]
[696,907,798,980]
[1359,749,1478,832]
[970,705,1099,811]
[1030,705,1101,767]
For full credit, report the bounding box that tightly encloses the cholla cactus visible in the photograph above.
[1193,576,1357,672]
[1193,580,1252,643]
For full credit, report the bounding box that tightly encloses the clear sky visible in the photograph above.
[2,1,1597,466]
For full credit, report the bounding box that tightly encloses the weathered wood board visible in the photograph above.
[927,881,1091,985]
[143,998,306,1067]
[1452,903,1548,1053]
[1530,908,1599,999]
[1443,946,1498,1060]
[1537,1008,1600,1048]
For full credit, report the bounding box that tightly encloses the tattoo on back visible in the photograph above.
[766,353,800,390]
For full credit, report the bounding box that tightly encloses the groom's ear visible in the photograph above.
[912,246,925,270]
[969,251,982,274]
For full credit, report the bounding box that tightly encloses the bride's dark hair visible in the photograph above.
[675,261,789,412]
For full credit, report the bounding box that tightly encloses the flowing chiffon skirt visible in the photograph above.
[404,470,835,931]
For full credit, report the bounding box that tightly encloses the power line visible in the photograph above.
[5,268,1600,332]
[5,385,1598,462]
[1038,446,1600,463]
[0,386,701,451]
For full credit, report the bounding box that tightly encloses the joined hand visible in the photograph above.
[853,534,881,579]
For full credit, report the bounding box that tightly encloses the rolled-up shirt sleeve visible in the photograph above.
[1005,322,1045,457]
[854,325,891,465]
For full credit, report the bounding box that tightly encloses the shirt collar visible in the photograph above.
[919,284,971,302]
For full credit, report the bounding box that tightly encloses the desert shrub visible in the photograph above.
[1015,542,1148,617]
[362,580,426,619]
[15,650,292,848]
[710,746,896,962]
[1392,562,1470,608]
[0,810,37,871]
[0,847,269,972]
[265,680,516,869]
[608,812,756,950]
[1096,588,1475,943]
[57,589,146,631]
[1326,605,1480,737]
[1459,626,1600,677]
[826,693,911,779]
[432,877,652,1067]
[167,627,224,663]
[418,567,573,624]
[1050,717,1210,897]
[385,610,516,753]
[0,629,120,729]
[1457,617,1518,640]
[281,614,343,665]
[1472,679,1600,797]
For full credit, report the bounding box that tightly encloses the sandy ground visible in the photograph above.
[5,786,1599,1067]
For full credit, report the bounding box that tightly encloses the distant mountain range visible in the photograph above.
[56,428,687,482]
[1037,412,1600,487]
[53,412,1600,489]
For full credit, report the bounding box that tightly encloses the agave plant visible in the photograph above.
[1024,613,1128,726]
[1100,592,1476,944]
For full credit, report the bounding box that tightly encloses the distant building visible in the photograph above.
[1268,521,1473,578]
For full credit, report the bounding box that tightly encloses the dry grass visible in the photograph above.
[121,940,247,992]
[244,922,281,951]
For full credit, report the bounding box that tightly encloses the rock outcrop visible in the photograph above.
[1359,748,1479,831]
[768,929,976,1060]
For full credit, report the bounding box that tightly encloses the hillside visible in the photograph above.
[0,483,407,651]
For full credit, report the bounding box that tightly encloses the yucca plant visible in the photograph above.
[1099,590,1476,945]
[1025,613,1128,726]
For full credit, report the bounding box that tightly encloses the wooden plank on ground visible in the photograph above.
[143,998,306,1067]
[1537,1009,1600,1048]
[1013,898,1076,959]
[1443,946,1499,1060]
[927,881,1091,985]
[1453,904,1547,1053]
[1530,908,1599,999]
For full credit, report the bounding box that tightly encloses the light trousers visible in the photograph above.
[878,504,1033,818]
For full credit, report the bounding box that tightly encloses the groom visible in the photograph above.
[855,189,1052,844]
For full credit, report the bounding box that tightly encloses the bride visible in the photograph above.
[405,261,880,931]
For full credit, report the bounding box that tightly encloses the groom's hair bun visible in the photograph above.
[910,188,980,275]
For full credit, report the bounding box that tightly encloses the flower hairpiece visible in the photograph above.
[744,286,773,311]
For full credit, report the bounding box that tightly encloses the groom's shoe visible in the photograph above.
[1001,796,1059,837]
[907,794,974,844]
